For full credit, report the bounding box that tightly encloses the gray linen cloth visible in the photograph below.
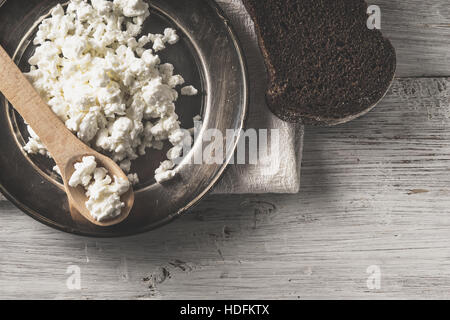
[213,0,304,194]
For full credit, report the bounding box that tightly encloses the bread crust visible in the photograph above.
[243,0,396,126]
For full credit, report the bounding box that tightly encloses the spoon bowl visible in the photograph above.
[63,152,135,227]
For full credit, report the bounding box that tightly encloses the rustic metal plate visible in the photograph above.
[0,0,248,237]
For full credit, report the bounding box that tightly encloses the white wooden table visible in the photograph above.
[1,0,450,299]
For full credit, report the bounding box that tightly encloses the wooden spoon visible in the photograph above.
[0,45,134,227]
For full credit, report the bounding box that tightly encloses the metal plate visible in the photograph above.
[0,0,248,237]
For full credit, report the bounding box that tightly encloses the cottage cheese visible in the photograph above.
[181,85,198,96]
[69,156,130,221]
[24,0,198,185]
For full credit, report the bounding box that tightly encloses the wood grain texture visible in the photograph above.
[1,0,450,300]
[373,0,450,77]
[1,77,449,300]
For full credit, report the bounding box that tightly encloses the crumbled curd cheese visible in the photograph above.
[24,0,198,185]
[69,156,130,221]
[181,85,198,96]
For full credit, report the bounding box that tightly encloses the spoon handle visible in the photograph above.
[0,45,87,166]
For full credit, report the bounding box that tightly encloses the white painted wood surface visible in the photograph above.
[1,0,450,300]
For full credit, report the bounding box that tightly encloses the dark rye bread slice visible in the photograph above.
[243,0,396,125]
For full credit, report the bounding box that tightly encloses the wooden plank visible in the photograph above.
[1,77,450,299]
[375,0,450,77]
